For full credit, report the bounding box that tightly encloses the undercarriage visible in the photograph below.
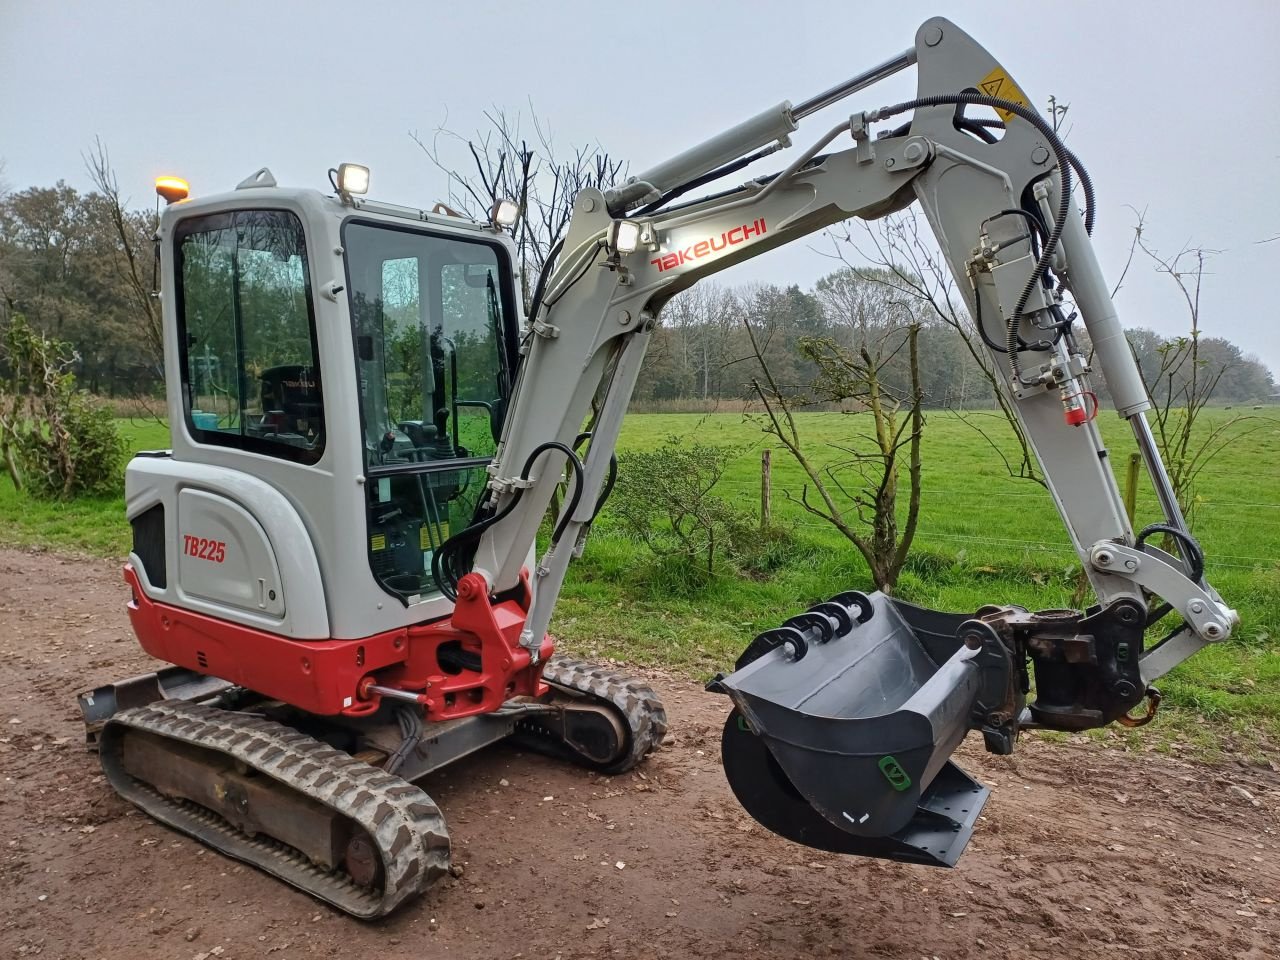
[81,657,666,917]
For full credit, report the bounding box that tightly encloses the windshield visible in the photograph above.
[345,221,513,468]
[344,220,516,603]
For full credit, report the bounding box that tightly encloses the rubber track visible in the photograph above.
[98,701,449,918]
[535,655,668,773]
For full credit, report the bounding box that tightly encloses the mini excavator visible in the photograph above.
[80,17,1235,917]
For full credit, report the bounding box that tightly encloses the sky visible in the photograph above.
[2,0,1277,372]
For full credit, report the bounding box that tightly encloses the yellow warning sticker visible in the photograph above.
[419,522,450,550]
[370,533,386,552]
[978,66,1029,123]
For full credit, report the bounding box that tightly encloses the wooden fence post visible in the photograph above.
[761,449,772,530]
[1124,452,1141,525]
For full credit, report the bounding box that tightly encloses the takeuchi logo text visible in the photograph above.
[649,219,768,272]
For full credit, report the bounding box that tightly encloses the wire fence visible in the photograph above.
[710,477,1280,516]
[675,474,1279,572]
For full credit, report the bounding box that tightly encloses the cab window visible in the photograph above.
[343,220,516,602]
[174,210,324,464]
[345,222,512,467]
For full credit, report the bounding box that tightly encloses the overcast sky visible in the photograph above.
[3,0,1277,372]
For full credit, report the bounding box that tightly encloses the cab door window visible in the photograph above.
[345,224,514,469]
[175,210,324,464]
[343,221,516,602]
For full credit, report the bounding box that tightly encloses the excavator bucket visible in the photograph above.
[715,591,1015,867]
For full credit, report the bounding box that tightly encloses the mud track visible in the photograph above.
[0,548,1275,959]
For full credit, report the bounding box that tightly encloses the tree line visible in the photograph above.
[0,174,1274,410]
[635,273,1275,411]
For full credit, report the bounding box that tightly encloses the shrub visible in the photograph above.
[1,315,126,498]
[609,439,753,578]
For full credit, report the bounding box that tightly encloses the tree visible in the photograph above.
[743,272,925,594]
[413,108,624,309]
[824,212,1046,485]
[0,173,157,398]
[1118,213,1277,522]
[611,439,752,578]
[84,139,164,384]
[815,266,890,349]
[727,283,827,402]
[0,314,125,498]
[0,181,86,331]
[659,284,741,402]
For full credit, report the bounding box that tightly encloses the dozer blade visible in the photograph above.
[716,591,1013,867]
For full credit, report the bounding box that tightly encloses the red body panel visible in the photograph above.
[124,564,552,718]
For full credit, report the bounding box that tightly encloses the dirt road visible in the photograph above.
[0,548,1276,959]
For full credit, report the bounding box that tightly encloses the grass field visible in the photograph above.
[1,409,1276,753]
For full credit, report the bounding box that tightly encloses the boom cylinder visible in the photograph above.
[605,103,798,214]
[791,47,918,119]
[605,47,918,215]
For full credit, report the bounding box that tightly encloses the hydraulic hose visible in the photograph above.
[385,704,424,774]
[635,143,783,217]
[538,441,587,543]
[573,431,620,521]
[1135,523,1205,583]
[874,93,1073,384]
[1135,522,1206,627]
[525,238,565,323]
[431,485,526,602]
[1062,143,1096,235]
[960,116,1096,235]
[431,441,585,601]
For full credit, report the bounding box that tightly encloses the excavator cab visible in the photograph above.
[158,191,525,619]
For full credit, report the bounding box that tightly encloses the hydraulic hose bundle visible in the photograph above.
[869,92,1077,385]
[432,441,584,601]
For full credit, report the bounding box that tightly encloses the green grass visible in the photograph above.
[557,408,1280,756]
[0,418,170,555]
[1,409,1276,755]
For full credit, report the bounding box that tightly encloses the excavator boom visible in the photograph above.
[450,16,1234,862]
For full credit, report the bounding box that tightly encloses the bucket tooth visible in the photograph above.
[717,590,1009,867]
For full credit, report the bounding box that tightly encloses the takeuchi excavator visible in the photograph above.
[79,17,1236,917]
